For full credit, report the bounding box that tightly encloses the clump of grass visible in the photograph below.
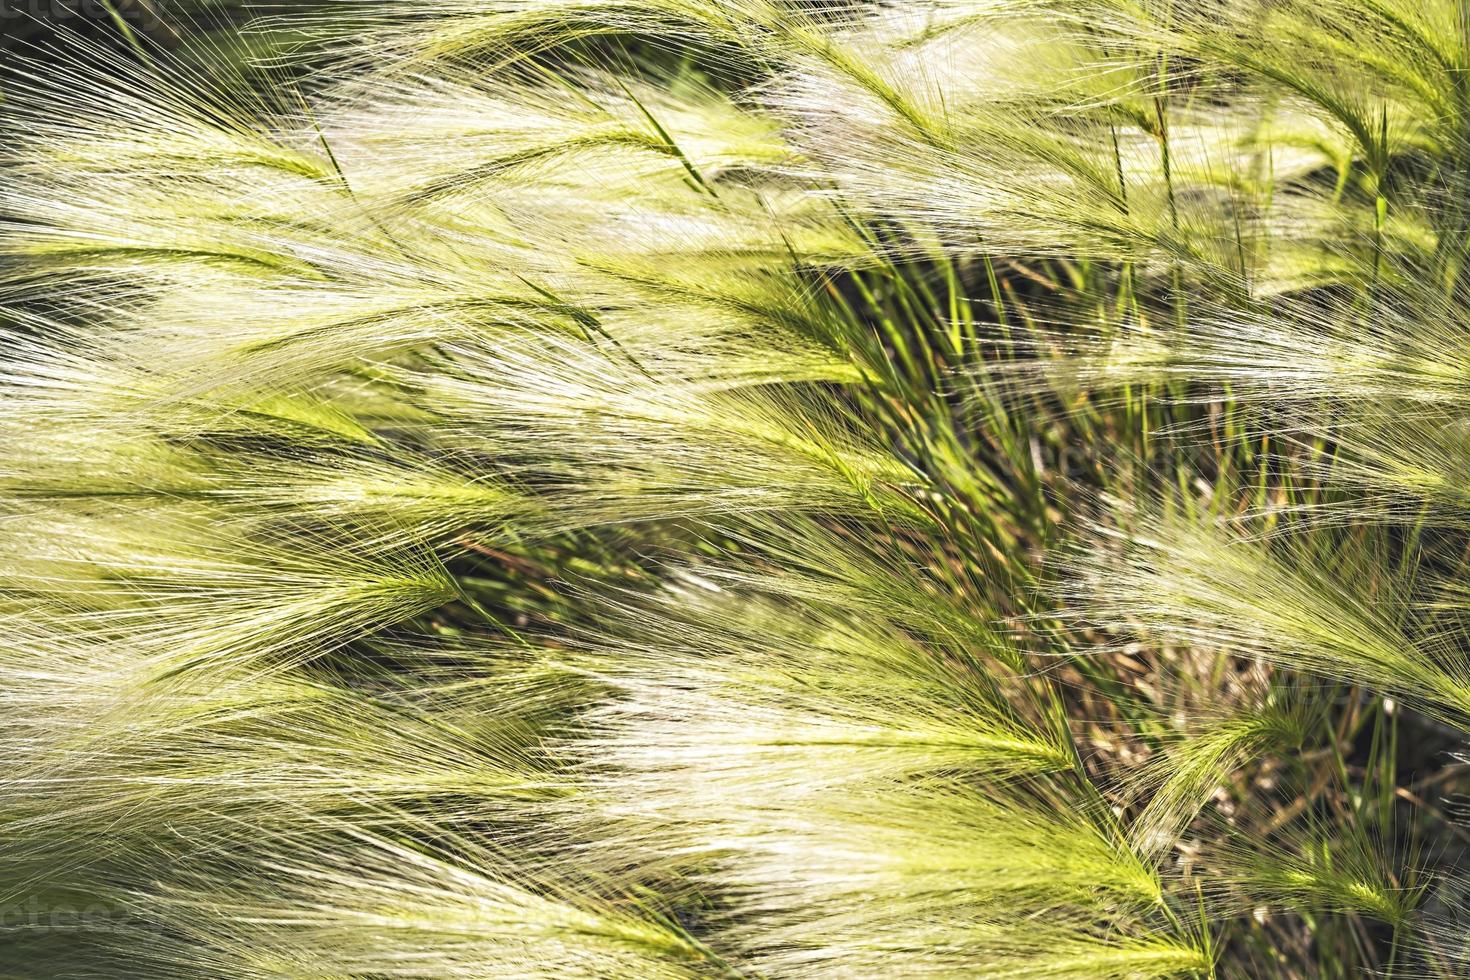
[6,1,1470,977]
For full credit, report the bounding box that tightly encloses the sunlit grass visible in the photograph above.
[3,1,1470,977]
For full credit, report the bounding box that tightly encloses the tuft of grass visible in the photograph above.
[8,1,1470,977]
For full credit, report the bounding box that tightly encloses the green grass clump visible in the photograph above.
[7,1,1470,976]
